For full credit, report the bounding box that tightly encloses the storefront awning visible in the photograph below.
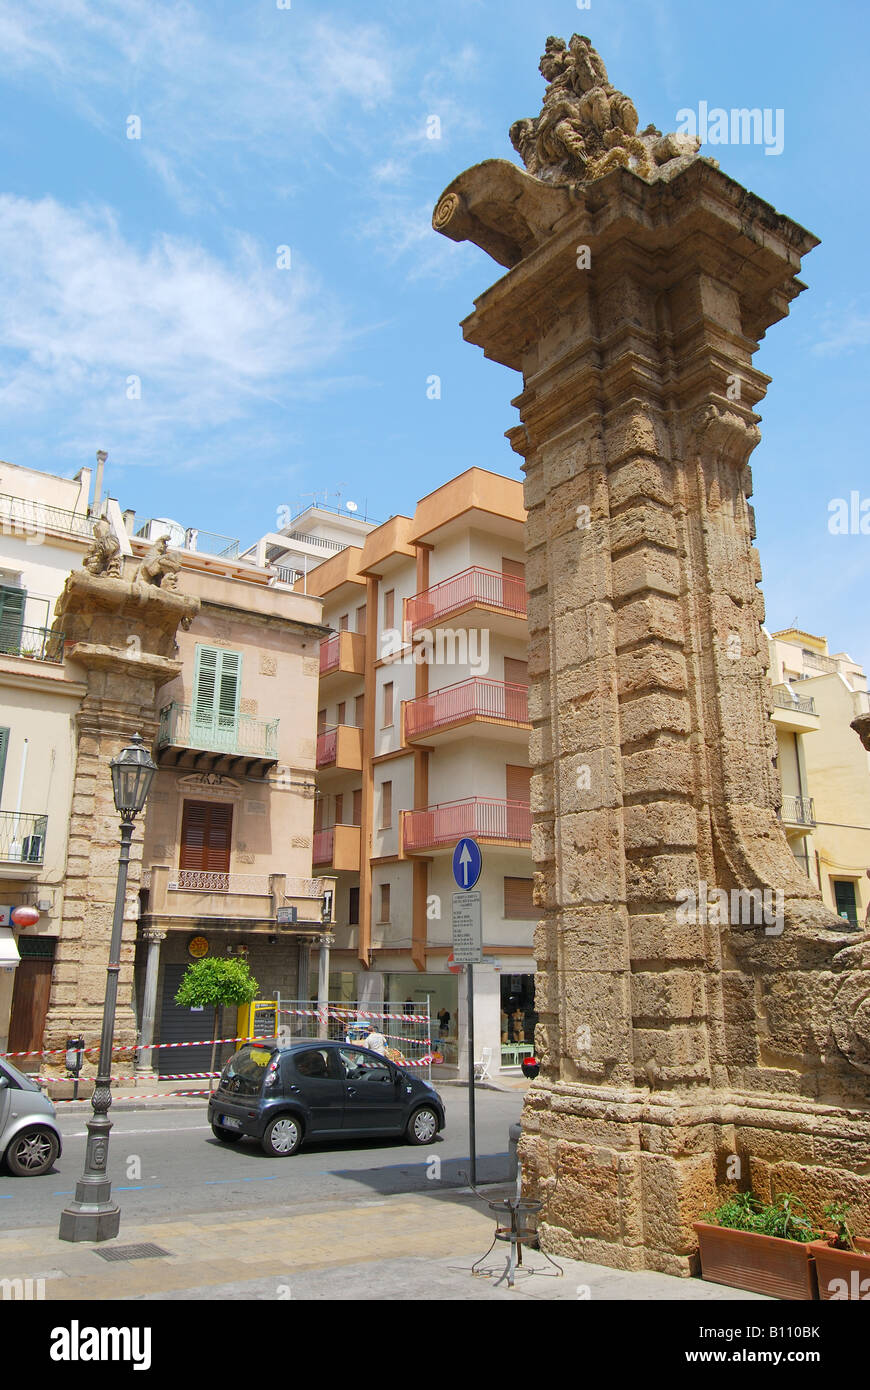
[0,927,21,970]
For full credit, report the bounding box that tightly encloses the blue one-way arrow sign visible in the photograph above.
[452,837,482,890]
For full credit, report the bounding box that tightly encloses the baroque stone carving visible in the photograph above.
[134,536,181,590]
[510,34,699,186]
[82,518,122,579]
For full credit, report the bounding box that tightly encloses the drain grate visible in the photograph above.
[94,1243,170,1263]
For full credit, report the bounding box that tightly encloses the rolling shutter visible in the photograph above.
[504,877,536,920]
[506,764,532,803]
[179,800,233,872]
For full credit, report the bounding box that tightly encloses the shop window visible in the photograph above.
[500,974,537,1049]
[504,877,536,920]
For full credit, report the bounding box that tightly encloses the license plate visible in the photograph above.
[220,1115,242,1129]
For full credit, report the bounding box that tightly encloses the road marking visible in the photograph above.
[61,1125,211,1138]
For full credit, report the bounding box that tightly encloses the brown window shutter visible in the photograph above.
[506,764,532,803]
[383,681,394,727]
[352,789,362,826]
[339,613,349,631]
[179,800,232,872]
[356,604,367,634]
[379,883,391,923]
[501,557,525,578]
[504,657,528,686]
[504,877,536,920]
[355,694,365,728]
[334,793,344,825]
[337,701,346,726]
[384,590,395,630]
[381,781,392,829]
[317,708,327,735]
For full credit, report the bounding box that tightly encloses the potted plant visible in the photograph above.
[809,1202,870,1300]
[694,1191,820,1299]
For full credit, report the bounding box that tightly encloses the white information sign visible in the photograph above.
[452,891,483,964]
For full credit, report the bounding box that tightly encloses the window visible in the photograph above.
[384,590,395,631]
[501,557,525,578]
[833,880,859,927]
[355,694,365,728]
[381,781,392,829]
[349,886,360,924]
[339,613,349,632]
[379,883,391,923]
[506,764,532,803]
[504,877,536,920]
[338,1047,390,1080]
[504,657,529,686]
[179,800,233,873]
[356,604,367,634]
[0,585,25,654]
[0,727,8,798]
[317,707,327,735]
[334,793,344,824]
[382,681,394,728]
[193,646,241,740]
[292,1048,331,1079]
[352,789,362,826]
[337,701,346,726]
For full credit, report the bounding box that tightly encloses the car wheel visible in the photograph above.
[261,1113,303,1157]
[5,1127,60,1176]
[211,1123,243,1144]
[406,1106,439,1145]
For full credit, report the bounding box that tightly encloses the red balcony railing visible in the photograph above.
[316,727,338,766]
[405,679,529,739]
[405,566,527,631]
[320,635,340,675]
[313,828,334,864]
[403,797,531,851]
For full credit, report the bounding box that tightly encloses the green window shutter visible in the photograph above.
[217,650,242,723]
[0,586,25,653]
[192,646,242,748]
[0,728,9,799]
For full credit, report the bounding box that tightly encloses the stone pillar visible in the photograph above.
[316,932,332,1037]
[43,569,198,1054]
[433,35,870,1273]
[135,928,166,1078]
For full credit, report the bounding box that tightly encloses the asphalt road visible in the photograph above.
[0,1088,523,1229]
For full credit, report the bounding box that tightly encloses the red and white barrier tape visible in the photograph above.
[278,1007,429,1024]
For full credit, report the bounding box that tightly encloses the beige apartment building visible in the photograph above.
[0,459,331,1073]
[767,627,870,926]
[279,469,536,1072]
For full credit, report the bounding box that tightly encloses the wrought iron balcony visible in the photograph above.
[405,566,527,631]
[404,678,529,740]
[0,811,48,865]
[0,492,94,540]
[0,624,64,664]
[156,702,279,776]
[772,688,816,715]
[403,797,532,852]
[780,795,816,827]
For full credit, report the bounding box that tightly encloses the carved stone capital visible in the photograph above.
[689,403,761,469]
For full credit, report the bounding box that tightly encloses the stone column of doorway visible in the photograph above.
[316,932,332,1038]
[433,35,870,1273]
[135,929,166,1080]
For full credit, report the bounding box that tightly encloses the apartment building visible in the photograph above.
[767,627,870,927]
[0,459,331,1068]
[296,468,536,1072]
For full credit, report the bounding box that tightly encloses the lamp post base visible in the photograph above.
[58,1199,121,1243]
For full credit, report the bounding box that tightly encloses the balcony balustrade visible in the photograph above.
[140,867,335,925]
[156,701,279,776]
[780,795,816,827]
[316,724,363,773]
[403,797,531,852]
[0,623,64,664]
[772,688,816,715]
[404,678,529,740]
[319,631,366,680]
[405,566,527,632]
[0,492,94,540]
[0,811,48,865]
[312,824,362,871]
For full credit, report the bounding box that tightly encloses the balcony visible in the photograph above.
[0,812,48,877]
[319,631,366,687]
[0,492,94,541]
[770,685,820,734]
[142,867,335,927]
[135,522,240,560]
[780,795,816,828]
[313,824,361,872]
[316,724,363,775]
[404,678,529,744]
[156,702,279,777]
[0,624,64,665]
[405,566,527,636]
[402,797,532,853]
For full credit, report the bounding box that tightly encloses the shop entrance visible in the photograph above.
[155,963,215,1076]
[500,973,537,1068]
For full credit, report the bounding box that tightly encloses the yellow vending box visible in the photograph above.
[237,1000,278,1042]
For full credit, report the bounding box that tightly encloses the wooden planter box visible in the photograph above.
[694,1221,818,1300]
[809,1237,870,1301]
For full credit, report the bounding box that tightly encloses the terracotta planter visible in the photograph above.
[809,1237,870,1301]
[693,1221,818,1300]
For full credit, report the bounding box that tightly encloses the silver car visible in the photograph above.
[0,1056,62,1176]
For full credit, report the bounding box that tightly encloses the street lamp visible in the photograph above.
[59,733,156,1243]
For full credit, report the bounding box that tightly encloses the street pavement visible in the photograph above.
[0,1088,764,1301]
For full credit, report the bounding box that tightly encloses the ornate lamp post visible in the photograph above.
[59,733,156,1243]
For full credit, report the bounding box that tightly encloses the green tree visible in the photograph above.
[174,957,259,1088]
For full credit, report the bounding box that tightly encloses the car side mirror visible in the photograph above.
[0,1076,8,1089]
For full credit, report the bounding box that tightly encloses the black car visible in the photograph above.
[207,1040,446,1157]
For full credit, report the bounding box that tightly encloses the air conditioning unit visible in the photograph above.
[22,835,43,863]
[140,517,186,549]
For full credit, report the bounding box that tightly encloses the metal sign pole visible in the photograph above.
[467,961,477,1187]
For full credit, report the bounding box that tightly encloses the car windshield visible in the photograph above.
[0,1057,40,1092]
[221,1045,277,1095]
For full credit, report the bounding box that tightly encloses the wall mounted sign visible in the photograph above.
[188,935,209,958]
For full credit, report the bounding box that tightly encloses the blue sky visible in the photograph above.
[1,0,868,666]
